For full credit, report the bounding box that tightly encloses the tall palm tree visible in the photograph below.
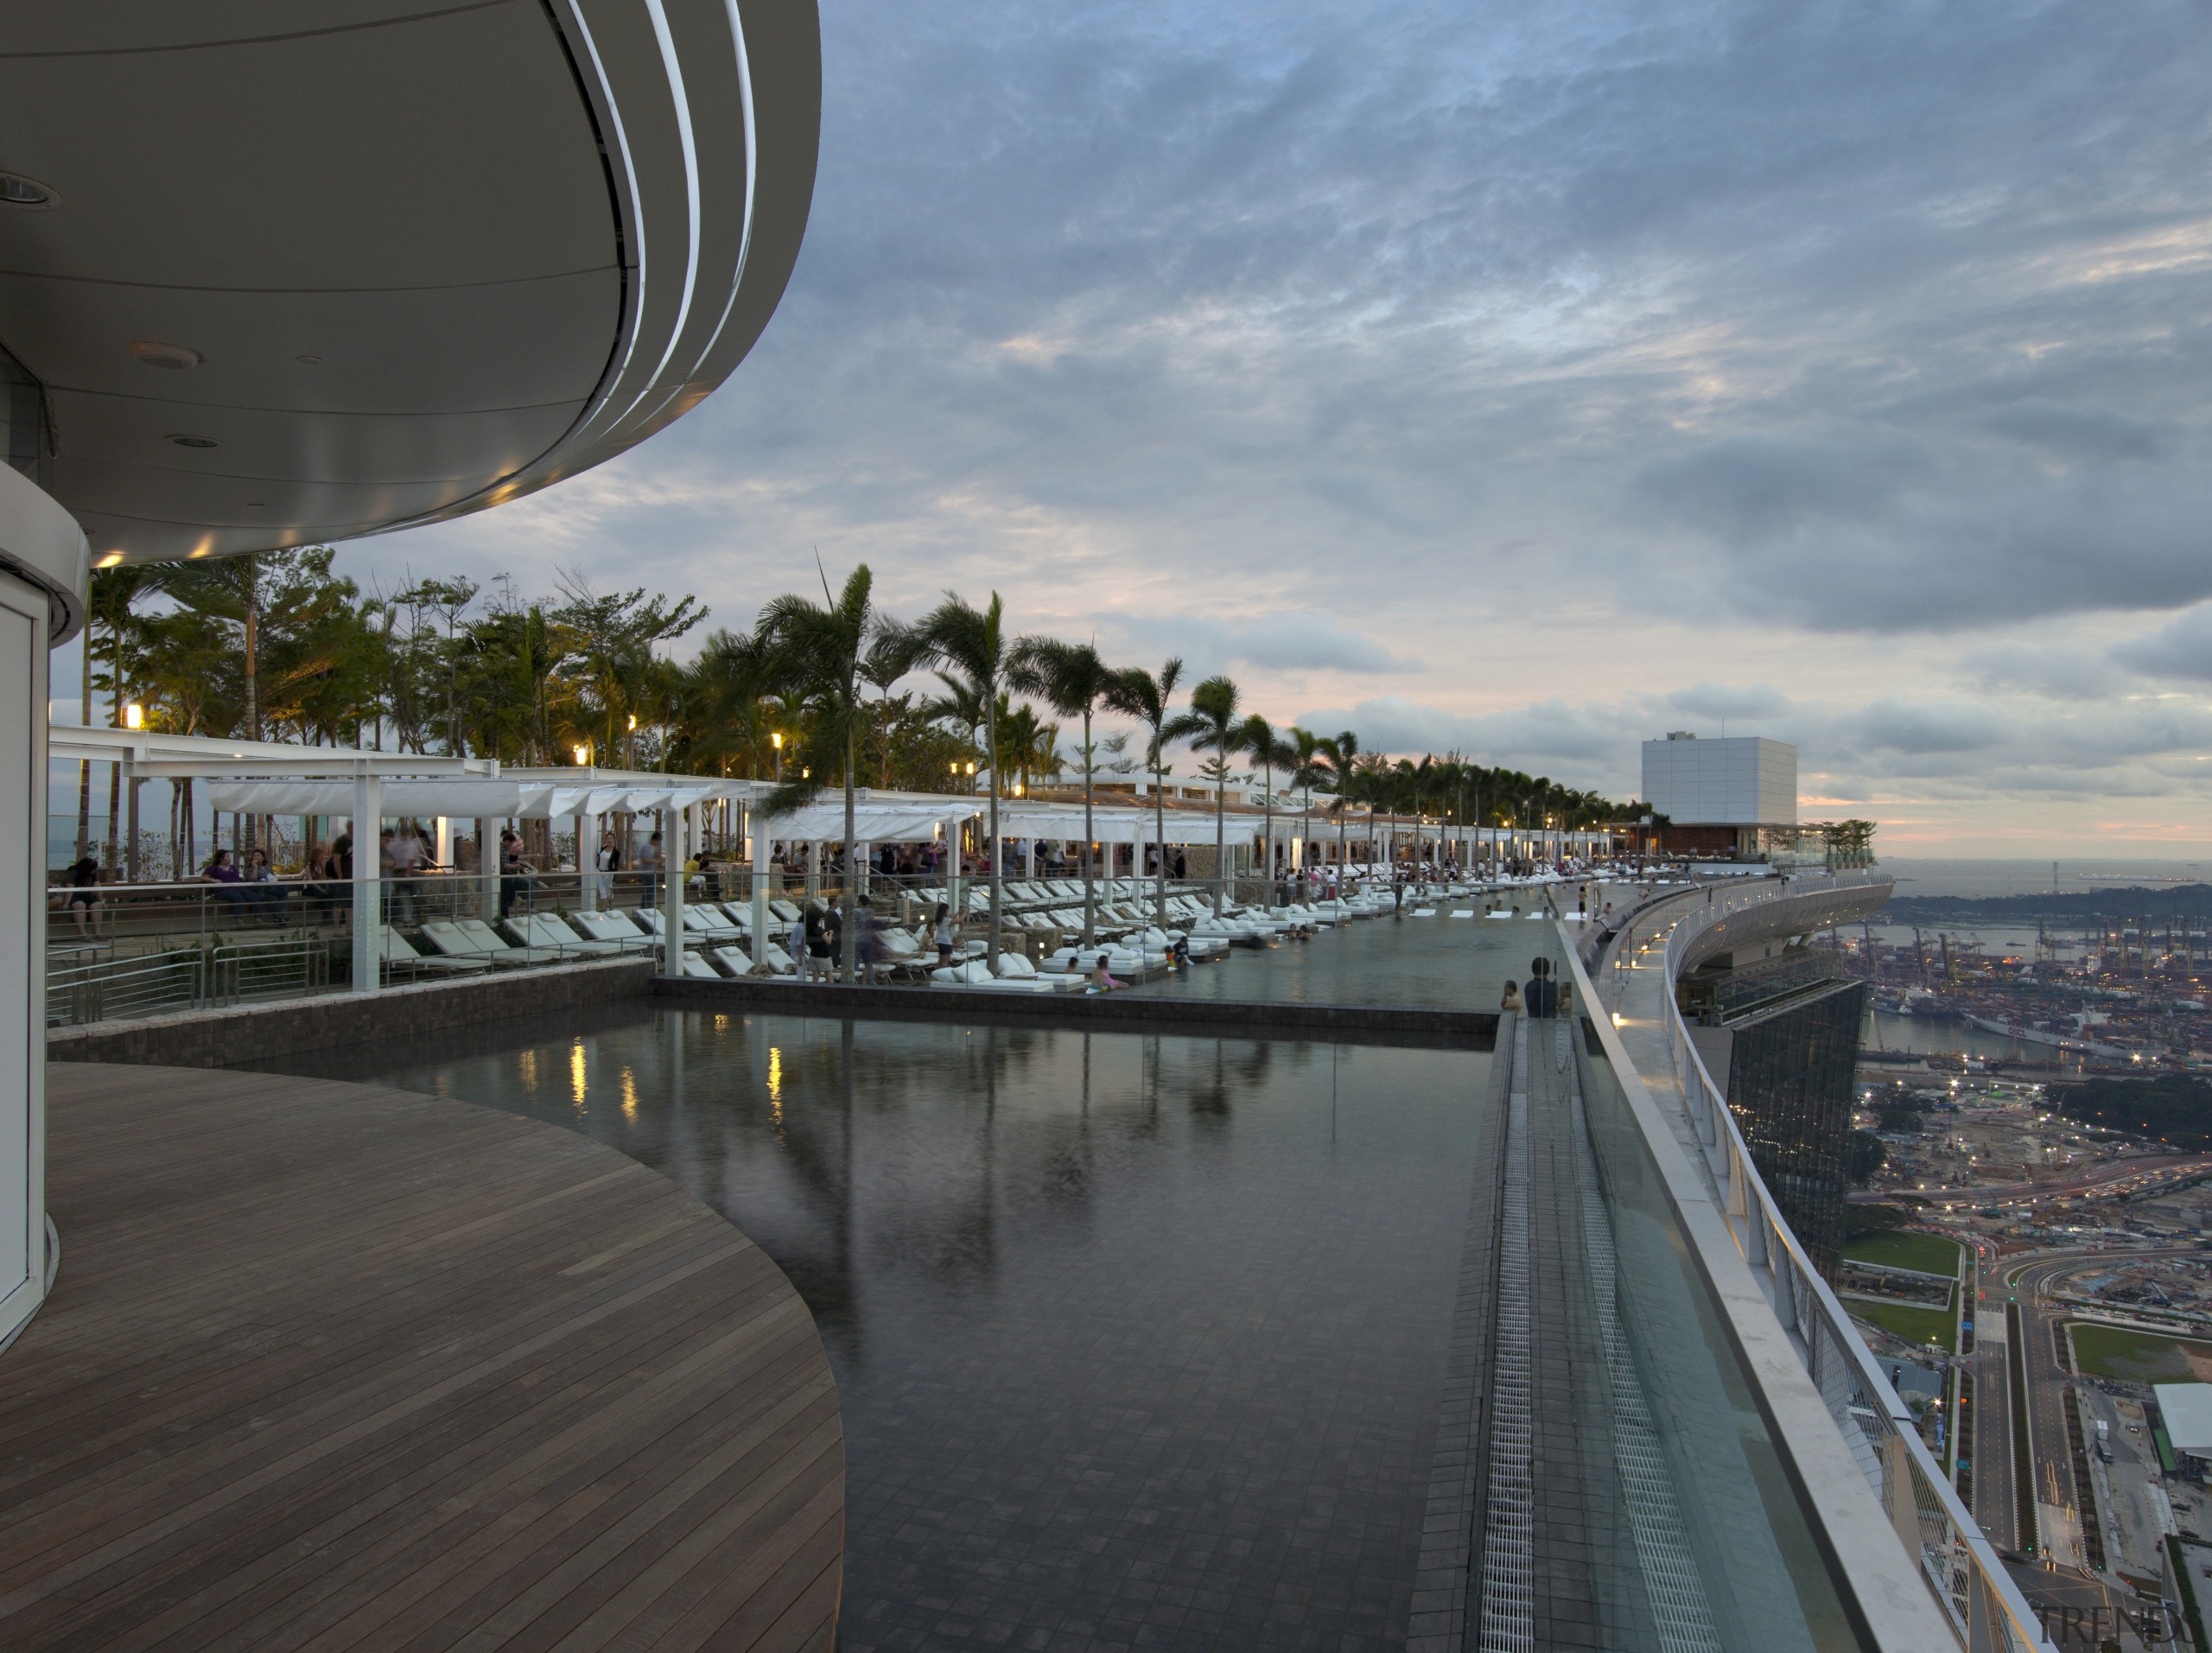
[1161,675,1241,917]
[912,592,1014,973]
[1103,657,1185,925]
[758,563,912,982]
[87,565,162,871]
[1287,727,1328,873]
[1009,637,1116,945]
[1237,715,1298,904]
[1323,729,1361,880]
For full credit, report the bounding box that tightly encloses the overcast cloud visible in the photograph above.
[347,0,2212,855]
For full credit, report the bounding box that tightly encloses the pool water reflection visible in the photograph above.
[255,1010,1491,1651]
[1126,900,1570,1009]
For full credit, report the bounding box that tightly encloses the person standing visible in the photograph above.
[932,901,955,970]
[499,829,531,919]
[594,831,620,906]
[640,831,664,906]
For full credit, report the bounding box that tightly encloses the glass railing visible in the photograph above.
[1485,921,1866,1650]
[1570,878,2054,1652]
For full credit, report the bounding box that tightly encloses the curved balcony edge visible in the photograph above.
[1567,870,2056,1653]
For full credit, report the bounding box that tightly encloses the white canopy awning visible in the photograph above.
[755,801,982,840]
[994,804,1229,846]
[205,777,725,818]
[48,723,496,779]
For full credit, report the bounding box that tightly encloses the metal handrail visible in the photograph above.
[1612,872,2051,1652]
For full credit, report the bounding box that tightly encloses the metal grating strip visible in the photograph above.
[1478,1026,1535,1653]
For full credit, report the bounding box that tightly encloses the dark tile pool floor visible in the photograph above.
[251,1012,1490,1651]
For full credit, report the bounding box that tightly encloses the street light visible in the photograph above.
[124,702,143,730]
[572,743,590,766]
[772,730,783,783]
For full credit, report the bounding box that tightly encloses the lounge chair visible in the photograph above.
[382,928,489,977]
[683,904,745,939]
[505,913,629,956]
[420,918,557,967]
[571,911,654,949]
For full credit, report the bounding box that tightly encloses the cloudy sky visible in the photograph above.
[350,0,2209,855]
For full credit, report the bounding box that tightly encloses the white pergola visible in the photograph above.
[52,727,498,994]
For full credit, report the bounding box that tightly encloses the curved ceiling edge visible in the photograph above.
[368,0,821,541]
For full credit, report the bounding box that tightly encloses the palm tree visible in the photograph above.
[1322,729,1361,877]
[1009,638,1116,945]
[1287,727,1328,868]
[87,565,162,872]
[1103,658,1185,925]
[1237,715,1298,904]
[758,563,912,982]
[1161,675,1241,917]
[911,592,1014,973]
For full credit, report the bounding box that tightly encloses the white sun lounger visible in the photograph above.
[383,928,488,976]
[572,911,653,947]
[506,913,630,956]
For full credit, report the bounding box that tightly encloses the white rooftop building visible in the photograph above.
[2158,1382,2212,1464]
[1641,733,1797,826]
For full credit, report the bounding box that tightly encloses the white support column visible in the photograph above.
[0,546,65,1355]
[660,802,685,976]
[579,811,600,911]
[477,818,498,919]
[434,816,451,870]
[351,769,382,995]
[856,841,872,902]
[805,840,821,902]
[750,811,772,968]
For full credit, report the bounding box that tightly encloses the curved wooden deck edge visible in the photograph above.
[0,1063,842,1653]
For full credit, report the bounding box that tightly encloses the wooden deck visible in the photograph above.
[0,1064,842,1652]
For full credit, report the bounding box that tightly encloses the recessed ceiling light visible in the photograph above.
[295,354,322,365]
[245,501,267,509]
[131,340,204,370]
[0,174,54,208]
[166,434,219,449]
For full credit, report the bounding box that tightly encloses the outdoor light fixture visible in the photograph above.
[124,703,143,730]
[627,713,637,730]
[572,744,590,766]
[0,172,54,207]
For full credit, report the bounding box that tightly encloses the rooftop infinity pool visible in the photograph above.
[251,1008,1491,1651]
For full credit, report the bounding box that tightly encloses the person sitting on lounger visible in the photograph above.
[1090,953,1120,993]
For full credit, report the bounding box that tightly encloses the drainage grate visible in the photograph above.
[1478,1028,1535,1653]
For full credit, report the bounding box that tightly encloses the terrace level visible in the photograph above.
[0,1063,842,1652]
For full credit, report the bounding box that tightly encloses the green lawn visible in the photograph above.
[1843,1230,1963,1276]
[2069,1324,2212,1384]
[1850,1299,1956,1350]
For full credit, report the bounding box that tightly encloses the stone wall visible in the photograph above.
[48,957,655,1068]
